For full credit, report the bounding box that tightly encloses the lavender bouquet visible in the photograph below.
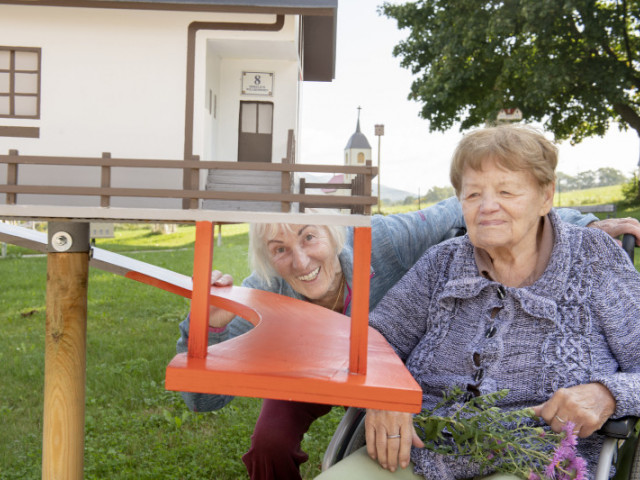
[413,388,587,480]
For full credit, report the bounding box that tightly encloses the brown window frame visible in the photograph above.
[0,46,42,119]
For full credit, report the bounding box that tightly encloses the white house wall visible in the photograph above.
[200,45,222,176]
[0,5,301,208]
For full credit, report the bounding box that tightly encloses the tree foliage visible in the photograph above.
[423,185,455,202]
[380,0,640,144]
[556,166,629,190]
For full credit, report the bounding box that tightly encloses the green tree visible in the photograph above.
[403,195,417,205]
[381,0,640,146]
[576,169,598,189]
[556,171,576,192]
[595,166,629,186]
[622,174,640,202]
[423,185,455,202]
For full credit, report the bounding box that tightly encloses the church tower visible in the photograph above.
[344,107,372,181]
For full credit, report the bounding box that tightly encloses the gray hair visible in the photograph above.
[450,124,557,197]
[249,220,347,285]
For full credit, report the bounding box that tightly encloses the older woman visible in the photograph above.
[317,124,640,480]
[176,159,638,480]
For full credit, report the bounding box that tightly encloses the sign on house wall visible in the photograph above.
[241,72,274,96]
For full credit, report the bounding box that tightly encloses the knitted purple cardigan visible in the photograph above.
[370,210,640,480]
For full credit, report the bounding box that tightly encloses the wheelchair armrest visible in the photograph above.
[597,416,639,439]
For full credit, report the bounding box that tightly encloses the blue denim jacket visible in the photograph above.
[176,198,596,411]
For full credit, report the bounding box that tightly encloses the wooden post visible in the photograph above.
[190,155,200,210]
[188,221,214,358]
[280,170,291,213]
[7,149,18,205]
[43,222,90,480]
[100,153,111,207]
[299,178,306,213]
[349,226,371,375]
[363,160,373,215]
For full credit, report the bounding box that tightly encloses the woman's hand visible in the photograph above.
[365,409,424,472]
[532,382,616,437]
[588,217,640,246]
[207,270,235,328]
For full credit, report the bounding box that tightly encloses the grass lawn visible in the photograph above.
[1,189,639,479]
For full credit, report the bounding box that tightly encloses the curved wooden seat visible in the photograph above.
[165,285,422,412]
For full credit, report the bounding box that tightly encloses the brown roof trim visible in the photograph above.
[0,0,335,15]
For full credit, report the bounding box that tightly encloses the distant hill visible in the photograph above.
[298,173,413,204]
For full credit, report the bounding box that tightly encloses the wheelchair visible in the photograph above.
[322,234,640,480]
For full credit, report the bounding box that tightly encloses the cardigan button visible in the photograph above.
[485,326,497,338]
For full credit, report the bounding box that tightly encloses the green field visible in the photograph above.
[1,186,639,479]
[383,184,628,215]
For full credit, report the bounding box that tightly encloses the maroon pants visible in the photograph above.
[242,398,333,480]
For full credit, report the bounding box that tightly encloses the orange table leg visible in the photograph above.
[188,221,214,359]
[349,226,372,375]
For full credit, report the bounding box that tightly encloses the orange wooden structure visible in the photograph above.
[164,222,422,412]
[0,221,423,413]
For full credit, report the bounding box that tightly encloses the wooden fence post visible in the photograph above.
[350,226,371,375]
[42,222,90,480]
[188,221,214,358]
[363,160,373,215]
[7,149,18,205]
[190,155,200,210]
[101,153,111,207]
[298,178,306,213]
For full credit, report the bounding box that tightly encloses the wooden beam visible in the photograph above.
[188,222,214,358]
[0,205,374,226]
[349,227,371,375]
[42,223,90,480]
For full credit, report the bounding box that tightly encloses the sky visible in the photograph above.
[298,1,640,196]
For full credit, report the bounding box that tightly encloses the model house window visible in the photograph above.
[0,47,41,118]
[357,152,365,164]
[240,102,273,135]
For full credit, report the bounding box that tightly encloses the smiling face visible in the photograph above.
[460,158,554,257]
[265,224,342,303]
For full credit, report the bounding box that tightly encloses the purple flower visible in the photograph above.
[544,459,558,479]
[542,421,586,480]
[561,422,578,447]
[566,455,587,480]
[528,472,541,480]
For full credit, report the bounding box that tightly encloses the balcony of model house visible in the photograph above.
[0,138,377,217]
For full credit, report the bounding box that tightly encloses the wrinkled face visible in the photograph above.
[266,224,342,302]
[460,158,554,255]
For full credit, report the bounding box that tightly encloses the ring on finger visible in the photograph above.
[555,415,566,423]
[387,434,401,439]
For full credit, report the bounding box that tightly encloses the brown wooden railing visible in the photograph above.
[0,149,377,215]
[299,161,372,214]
